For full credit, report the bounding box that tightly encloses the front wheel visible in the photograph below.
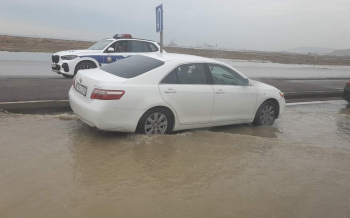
[74,61,97,75]
[137,108,174,134]
[253,101,277,126]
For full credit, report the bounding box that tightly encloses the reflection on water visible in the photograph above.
[208,124,281,138]
[0,101,350,218]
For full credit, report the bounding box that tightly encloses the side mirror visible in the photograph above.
[243,78,250,86]
[107,47,114,52]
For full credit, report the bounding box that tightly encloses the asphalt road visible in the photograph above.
[0,77,346,103]
[0,60,61,78]
[0,58,350,79]
[0,54,348,103]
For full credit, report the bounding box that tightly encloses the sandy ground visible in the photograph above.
[2,35,350,66]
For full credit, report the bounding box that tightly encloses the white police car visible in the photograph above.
[51,34,163,78]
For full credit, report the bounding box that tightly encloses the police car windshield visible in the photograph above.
[87,40,113,50]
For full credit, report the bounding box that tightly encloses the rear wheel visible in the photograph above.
[137,108,174,134]
[74,61,97,75]
[253,101,277,126]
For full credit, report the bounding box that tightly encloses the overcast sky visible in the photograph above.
[1,0,349,51]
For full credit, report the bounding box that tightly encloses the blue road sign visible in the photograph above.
[156,4,163,32]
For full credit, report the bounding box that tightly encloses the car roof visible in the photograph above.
[138,53,219,63]
[104,38,157,43]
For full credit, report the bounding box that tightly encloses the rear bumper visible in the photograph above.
[344,87,350,102]
[69,87,145,132]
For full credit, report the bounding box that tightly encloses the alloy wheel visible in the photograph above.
[144,112,168,134]
[79,64,93,70]
[260,105,275,125]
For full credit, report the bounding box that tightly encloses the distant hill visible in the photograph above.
[283,47,335,54]
[329,49,350,56]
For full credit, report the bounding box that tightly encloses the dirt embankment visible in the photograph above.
[0,35,94,53]
[2,35,350,66]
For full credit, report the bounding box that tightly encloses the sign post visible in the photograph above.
[156,4,163,53]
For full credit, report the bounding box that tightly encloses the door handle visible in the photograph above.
[164,89,176,94]
[215,89,225,94]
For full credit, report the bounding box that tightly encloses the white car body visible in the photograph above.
[69,53,285,133]
[52,37,163,77]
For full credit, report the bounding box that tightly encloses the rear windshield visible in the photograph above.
[100,55,164,78]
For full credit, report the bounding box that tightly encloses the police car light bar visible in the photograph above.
[113,34,132,39]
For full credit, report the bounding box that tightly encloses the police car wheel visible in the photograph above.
[74,61,96,75]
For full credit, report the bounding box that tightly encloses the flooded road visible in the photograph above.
[0,101,350,218]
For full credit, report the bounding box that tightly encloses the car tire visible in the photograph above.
[74,61,97,75]
[136,108,174,134]
[62,74,73,78]
[253,101,277,126]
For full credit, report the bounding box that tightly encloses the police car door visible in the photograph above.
[103,40,130,65]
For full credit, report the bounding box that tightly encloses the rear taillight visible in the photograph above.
[90,88,125,100]
[73,77,76,88]
[347,80,350,86]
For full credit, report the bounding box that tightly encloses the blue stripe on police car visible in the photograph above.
[79,55,132,64]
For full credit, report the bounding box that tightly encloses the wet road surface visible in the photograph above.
[1,51,350,79]
[0,101,350,218]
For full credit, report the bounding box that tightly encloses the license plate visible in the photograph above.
[76,83,87,96]
[51,63,57,68]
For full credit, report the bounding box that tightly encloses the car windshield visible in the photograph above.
[87,40,113,50]
[100,55,164,78]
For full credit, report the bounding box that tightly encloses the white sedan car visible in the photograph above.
[69,53,285,134]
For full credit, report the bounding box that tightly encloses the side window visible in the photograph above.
[161,70,178,84]
[143,43,150,52]
[161,63,208,85]
[129,41,146,52]
[108,41,128,53]
[148,43,159,52]
[208,64,244,86]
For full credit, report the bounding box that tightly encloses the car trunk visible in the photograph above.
[73,68,127,103]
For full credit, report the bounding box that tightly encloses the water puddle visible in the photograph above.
[0,101,349,217]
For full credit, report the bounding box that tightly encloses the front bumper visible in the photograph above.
[277,97,286,118]
[69,87,145,132]
[52,57,80,76]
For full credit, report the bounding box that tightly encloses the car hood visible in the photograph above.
[250,79,279,90]
[54,50,103,56]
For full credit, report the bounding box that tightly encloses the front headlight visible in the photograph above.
[61,55,78,60]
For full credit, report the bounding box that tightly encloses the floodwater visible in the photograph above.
[0,101,350,218]
[0,51,350,79]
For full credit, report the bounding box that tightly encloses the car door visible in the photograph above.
[103,40,131,65]
[207,63,257,122]
[159,63,215,125]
